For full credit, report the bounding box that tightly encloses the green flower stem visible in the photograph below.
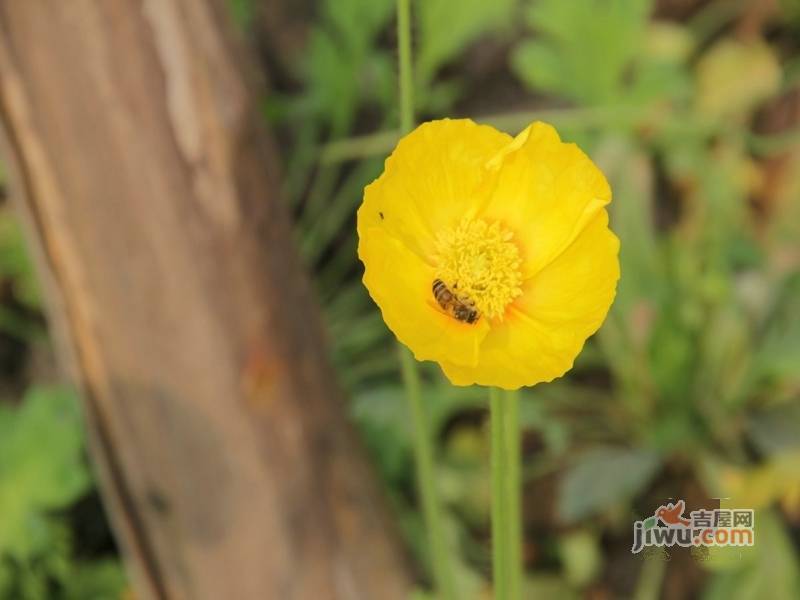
[396,0,414,135]
[398,347,457,600]
[490,388,522,600]
[633,547,667,600]
[395,5,456,598]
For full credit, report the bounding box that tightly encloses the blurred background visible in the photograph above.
[1,0,799,598]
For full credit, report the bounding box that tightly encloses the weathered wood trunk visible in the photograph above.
[0,1,410,598]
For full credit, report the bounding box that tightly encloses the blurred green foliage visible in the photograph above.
[0,0,798,598]
[273,0,800,597]
[0,389,88,560]
[0,211,39,312]
[512,0,654,104]
[0,387,125,600]
[415,0,516,111]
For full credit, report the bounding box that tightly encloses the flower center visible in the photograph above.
[434,217,523,320]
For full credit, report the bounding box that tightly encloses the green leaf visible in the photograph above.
[0,386,89,560]
[351,382,487,484]
[509,41,565,96]
[0,208,40,311]
[558,530,602,587]
[416,0,517,94]
[752,273,800,388]
[351,386,413,486]
[227,0,257,31]
[747,404,800,455]
[63,560,128,600]
[511,0,653,104]
[558,447,661,523]
[694,38,781,120]
[702,511,800,600]
[524,575,579,600]
[600,141,661,314]
[593,140,666,398]
[301,0,395,133]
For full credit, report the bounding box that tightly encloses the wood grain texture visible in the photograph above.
[0,1,411,598]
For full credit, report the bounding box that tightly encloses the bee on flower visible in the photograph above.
[357,119,619,390]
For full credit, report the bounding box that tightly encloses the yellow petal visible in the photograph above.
[359,226,490,367]
[357,119,512,261]
[439,210,619,389]
[439,310,576,389]
[480,122,611,279]
[516,209,619,334]
[358,119,619,388]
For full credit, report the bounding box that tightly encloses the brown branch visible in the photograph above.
[0,1,411,598]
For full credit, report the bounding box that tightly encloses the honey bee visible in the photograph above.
[432,278,480,324]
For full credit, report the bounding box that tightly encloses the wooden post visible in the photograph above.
[0,1,411,598]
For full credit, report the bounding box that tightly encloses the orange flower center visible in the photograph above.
[434,217,523,319]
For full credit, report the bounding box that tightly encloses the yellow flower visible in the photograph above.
[357,119,619,389]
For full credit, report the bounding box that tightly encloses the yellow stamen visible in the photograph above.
[434,217,523,319]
